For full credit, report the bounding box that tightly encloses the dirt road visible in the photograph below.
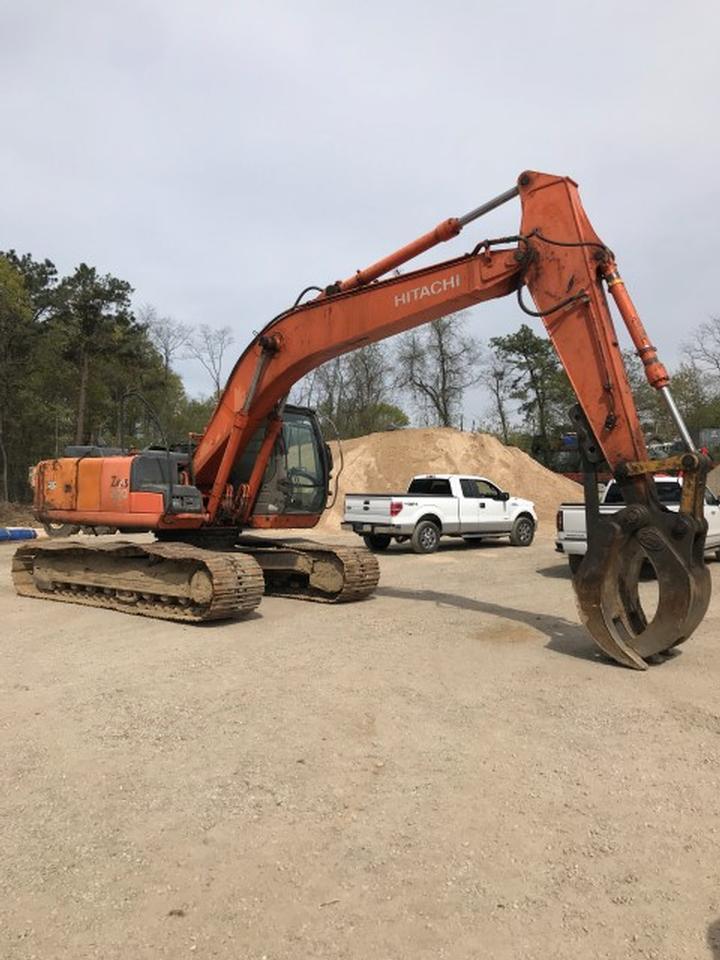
[2,531,719,959]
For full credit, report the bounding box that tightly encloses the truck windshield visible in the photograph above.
[408,478,452,496]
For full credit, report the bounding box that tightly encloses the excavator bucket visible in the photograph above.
[572,458,711,669]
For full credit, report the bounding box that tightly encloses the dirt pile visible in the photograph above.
[318,427,581,534]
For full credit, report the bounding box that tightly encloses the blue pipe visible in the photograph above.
[0,528,38,542]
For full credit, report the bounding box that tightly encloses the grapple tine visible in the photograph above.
[573,527,651,670]
[572,456,712,670]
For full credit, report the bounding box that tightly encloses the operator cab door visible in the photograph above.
[461,477,510,532]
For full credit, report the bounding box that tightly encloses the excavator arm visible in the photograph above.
[194,172,664,499]
[191,170,711,669]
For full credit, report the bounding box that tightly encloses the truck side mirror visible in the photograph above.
[499,491,510,501]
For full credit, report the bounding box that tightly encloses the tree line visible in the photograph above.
[292,315,575,455]
[0,251,231,501]
[295,313,720,464]
[292,314,484,436]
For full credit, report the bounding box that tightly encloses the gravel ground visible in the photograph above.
[1,530,719,960]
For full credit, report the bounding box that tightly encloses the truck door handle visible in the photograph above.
[480,502,485,508]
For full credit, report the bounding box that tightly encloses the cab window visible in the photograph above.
[247,410,329,517]
[603,483,625,505]
[408,477,452,496]
[281,416,326,513]
[604,480,682,506]
[656,481,681,504]
[476,480,500,498]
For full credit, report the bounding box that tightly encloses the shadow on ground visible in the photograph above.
[708,919,720,957]
[383,539,516,556]
[374,585,611,666]
[536,563,572,580]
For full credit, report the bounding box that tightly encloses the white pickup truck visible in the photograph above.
[556,475,720,572]
[342,474,537,554]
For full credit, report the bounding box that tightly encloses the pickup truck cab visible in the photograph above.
[556,475,720,572]
[342,474,537,554]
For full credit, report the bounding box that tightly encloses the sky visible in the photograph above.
[2,0,720,424]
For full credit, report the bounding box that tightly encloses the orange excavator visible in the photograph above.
[13,171,711,669]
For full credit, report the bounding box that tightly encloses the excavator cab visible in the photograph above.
[233,405,332,521]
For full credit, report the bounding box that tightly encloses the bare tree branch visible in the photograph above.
[394,313,482,427]
[683,316,720,377]
[186,324,235,400]
[479,352,514,443]
[140,304,192,383]
[290,343,407,437]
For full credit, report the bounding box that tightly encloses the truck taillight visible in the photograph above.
[390,501,403,517]
[556,510,563,532]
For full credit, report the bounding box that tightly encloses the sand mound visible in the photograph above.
[318,428,581,535]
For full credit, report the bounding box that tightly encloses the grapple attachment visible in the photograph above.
[573,454,711,670]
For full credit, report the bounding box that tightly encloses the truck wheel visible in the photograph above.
[568,554,583,575]
[363,533,392,552]
[411,520,441,554]
[509,516,535,547]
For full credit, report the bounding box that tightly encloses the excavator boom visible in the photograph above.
[20,171,711,668]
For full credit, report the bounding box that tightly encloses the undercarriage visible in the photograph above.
[12,536,380,623]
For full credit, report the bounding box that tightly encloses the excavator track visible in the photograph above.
[12,540,264,623]
[236,536,380,603]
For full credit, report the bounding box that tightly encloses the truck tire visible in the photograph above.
[411,520,441,554]
[363,533,392,552]
[568,554,583,575]
[509,515,535,547]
